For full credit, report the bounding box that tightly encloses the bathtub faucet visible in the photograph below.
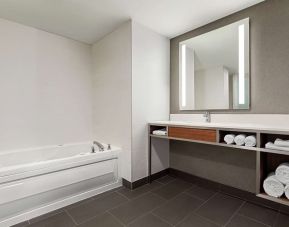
[93,141,105,151]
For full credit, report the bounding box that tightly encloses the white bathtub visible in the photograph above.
[0,142,121,226]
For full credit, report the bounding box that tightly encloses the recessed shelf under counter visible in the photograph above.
[148,121,289,207]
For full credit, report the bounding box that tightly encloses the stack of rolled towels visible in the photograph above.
[263,163,289,199]
[265,139,289,152]
[224,134,256,147]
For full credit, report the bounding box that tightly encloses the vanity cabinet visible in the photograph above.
[149,122,289,207]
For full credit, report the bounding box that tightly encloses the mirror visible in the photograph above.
[179,18,250,110]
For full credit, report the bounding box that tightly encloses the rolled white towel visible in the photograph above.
[265,142,289,152]
[263,173,284,198]
[275,163,289,184]
[234,134,246,146]
[285,184,289,199]
[274,138,289,147]
[244,135,256,147]
[152,129,167,136]
[224,134,235,144]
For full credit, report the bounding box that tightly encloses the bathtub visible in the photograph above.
[0,142,121,226]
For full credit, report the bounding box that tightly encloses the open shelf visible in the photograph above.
[259,147,289,156]
[258,152,289,204]
[257,193,289,206]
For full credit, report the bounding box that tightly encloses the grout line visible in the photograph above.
[273,212,280,227]
[183,191,211,203]
[223,201,246,227]
[151,212,174,226]
[124,194,168,226]
[237,214,271,227]
[173,192,218,227]
[107,211,126,227]
[64,209,78,226]
[193,192,219,213]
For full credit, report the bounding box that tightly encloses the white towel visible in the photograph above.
[234,134,246,146]
[152,129,167,136]
[285,184,289,199]
[244,135,256,147]
[265,142,289,152]
[263,173,284,198]
[274,138,289,147]
[224,134,235,144]
[275,163,289,184]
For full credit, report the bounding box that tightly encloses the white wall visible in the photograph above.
[92,22,132,181]
[0,18,93,151]
[131,21,170,181]
[92,21,170,182]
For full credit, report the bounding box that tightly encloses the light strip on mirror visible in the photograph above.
[238,24,245,105]
[181,44,186,107]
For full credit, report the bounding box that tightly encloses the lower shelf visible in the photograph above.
[257,193,289,206]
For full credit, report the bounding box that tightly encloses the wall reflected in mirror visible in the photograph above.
[179,18,250,110]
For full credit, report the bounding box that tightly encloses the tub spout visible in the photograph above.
[93,141,105,151]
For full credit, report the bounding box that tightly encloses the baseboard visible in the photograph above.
[122,169,169,190]
[168,168,289,213]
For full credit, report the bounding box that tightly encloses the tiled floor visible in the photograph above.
[13,175,289,227]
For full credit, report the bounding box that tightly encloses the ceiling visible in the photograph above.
[0,0,263,44]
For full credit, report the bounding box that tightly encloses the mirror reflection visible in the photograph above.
[179,18,250,110]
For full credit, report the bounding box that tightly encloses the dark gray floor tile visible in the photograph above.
[28,212,75,227]
[195,193,243,225]
[226,214,267,227]
[153,193,203,225]
[185,185,216,201]
[275,213,289,227]
[176,213,219,227]
[109,192,165,224]
[118,181,162,199]
[11,221,29,227]
[90,187,123,200]
[67,192,128,224]
[156,175,175,184]
[63,198,93,210]
[78,212,123,227]
[152,179,192,200]
[29,208,64,224]
[238,202,278,226]
[128,213,171,227]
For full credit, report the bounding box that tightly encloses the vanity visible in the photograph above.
[148,121,289,207]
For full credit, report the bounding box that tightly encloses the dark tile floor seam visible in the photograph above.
[155,178,175,185]
[236,213,272,227]
[115,186,160,200]
[123,193,168,226]
[65,192,129,225]
[150,184,195,202]
[192,191,219,213]
[105,211,126,227]
[28,209,64,224]
[183,189,215,202]
[64,209,78,226]
[172,192,218,227]
[223,200,246,227]
[150,212,174,227]
[191,211,222,227]
[273,212,280,227]
[63,199,93,212]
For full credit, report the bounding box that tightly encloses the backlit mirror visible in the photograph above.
[179,18,250,110]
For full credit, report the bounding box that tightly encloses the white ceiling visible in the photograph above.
[0,0,263,44]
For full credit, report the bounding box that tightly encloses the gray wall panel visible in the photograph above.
[170,0,289,114]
